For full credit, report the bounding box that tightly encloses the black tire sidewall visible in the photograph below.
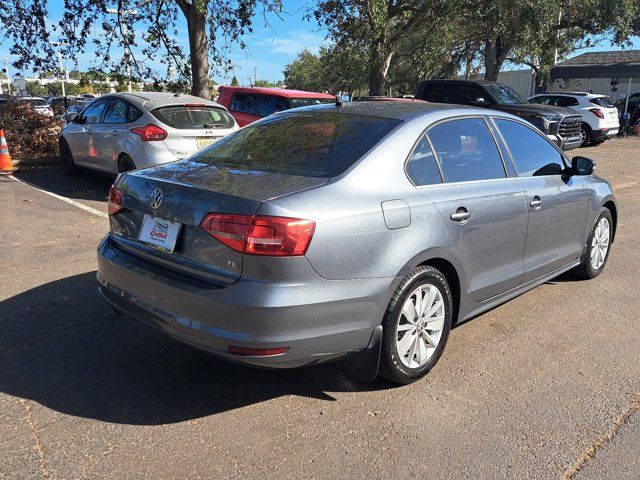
[581,208,613,278]
[59,138,77,173]
[380,266,453,384]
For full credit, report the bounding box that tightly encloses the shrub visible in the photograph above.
[0,99,63,157]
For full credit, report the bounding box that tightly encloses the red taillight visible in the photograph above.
[228,345,289,356]
[589,108,605,119]
[130,124,168,141]
[200,213,315,257]
[108,186,123,215]
[183,103,205,107]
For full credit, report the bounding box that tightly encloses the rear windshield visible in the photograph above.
[23,99,48,107]
[589,97,614,108]
[290,97,335,108]
[192,112,401,177]
[152,105,235,129]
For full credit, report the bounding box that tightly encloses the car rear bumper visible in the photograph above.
[96,235,393,368]
[591,127,619,140]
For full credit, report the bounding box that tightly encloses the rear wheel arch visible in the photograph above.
[603,200,617,242]
[417,258,461,324]
[117,152,136,173]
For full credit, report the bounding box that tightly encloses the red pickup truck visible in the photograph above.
[217,86,335,127]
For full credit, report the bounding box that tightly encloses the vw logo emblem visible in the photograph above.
[149,188,163,210]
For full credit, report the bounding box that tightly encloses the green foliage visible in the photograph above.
[283,49,325,92]
[230,76,240,86]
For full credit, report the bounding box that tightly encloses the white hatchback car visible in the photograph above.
[59,92,239,174]
[528,92,619,146]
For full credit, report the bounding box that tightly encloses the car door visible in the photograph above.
[416,117,528,301]
[493,118,589,282]
[94,98,139,172]
[69,98,109,168]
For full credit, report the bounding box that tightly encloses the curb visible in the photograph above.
[12,156,61,168]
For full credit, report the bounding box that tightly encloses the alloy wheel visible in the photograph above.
[590,217,610,270]
[395,284,445,368]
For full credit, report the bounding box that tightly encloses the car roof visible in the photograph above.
[220,86,335,99]
[103,92,227,110]
[282,100,482,121]
[420,79,503,87]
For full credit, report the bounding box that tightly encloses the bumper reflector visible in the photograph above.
[228,345,289,356]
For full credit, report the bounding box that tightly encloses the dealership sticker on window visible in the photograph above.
[138,215,181,253]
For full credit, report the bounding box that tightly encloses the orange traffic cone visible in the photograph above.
[0,130,16,174]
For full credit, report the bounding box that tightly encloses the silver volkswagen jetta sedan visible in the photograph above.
[97,101,617,384]
[59,92,238,174]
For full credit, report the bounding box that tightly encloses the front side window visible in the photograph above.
[81,99,108,124]
[483,85,526,105]
[427,118,505,183]
[405,136,441,186]
[193,112,401,177]
[495,118,565,176]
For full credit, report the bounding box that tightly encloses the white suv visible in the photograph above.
[528,92,619,146]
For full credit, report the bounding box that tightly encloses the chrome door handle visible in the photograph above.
[450,208,470,223]
[530,197,542,210]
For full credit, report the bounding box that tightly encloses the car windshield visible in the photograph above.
[191,112,401,177]
[484,85,526,105]
[290,97,335,108]
[590,97,614,108]
[152,105,235,129]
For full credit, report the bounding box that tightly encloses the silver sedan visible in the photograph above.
[97,101,617,384]
[59,92,238,174]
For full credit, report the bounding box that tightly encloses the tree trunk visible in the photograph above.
[483,37,511,82]
[179,1,210,99]
[368,47,394,96]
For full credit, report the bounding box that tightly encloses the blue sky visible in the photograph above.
[0,1,637,83]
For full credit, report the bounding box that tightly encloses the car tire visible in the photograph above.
[59,138,77,174]
[591,138,606,145]
[378,266,452,384]
[580,123,592,147]
[572,208,613,279]
[118,154,136,173]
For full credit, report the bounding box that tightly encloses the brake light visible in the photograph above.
[130,124,168,141]
[200,213,315,256]
[183,103,205,107]
[589,108,605,119]
[108,186,123,215]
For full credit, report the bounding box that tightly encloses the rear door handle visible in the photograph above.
[450,208,470,223]
[530,196,542,210]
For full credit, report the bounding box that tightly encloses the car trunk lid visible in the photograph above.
[109,159,327,284]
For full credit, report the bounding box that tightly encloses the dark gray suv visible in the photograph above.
[97,101,617,384]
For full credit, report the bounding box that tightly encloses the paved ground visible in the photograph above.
[1,137,639,479]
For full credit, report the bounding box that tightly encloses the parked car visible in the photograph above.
[415,80,583,151]
[528,92,619,146]
[97,101,617,384]
[59,92,238,174]
[16,96,54,116]
[217,86,335,126]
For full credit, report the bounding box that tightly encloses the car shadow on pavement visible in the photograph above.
[0,271,392,425]
[14,164,114,203]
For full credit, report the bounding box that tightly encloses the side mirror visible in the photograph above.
[471,97,488,106]
[65,112,78,123]
[571,156,595,176]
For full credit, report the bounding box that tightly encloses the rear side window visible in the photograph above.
[257,95,288,117]
[406,136,441,186]
[555,96,579,107]
[427,118,505,183]
[193,112,401,177]
[230,93,258,115]
[589,97,613,108]
[152,106,234,129]
[104,99,143,124]
[495,119,565,176]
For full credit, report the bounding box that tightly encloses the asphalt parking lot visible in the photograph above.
[1,137,639,479]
